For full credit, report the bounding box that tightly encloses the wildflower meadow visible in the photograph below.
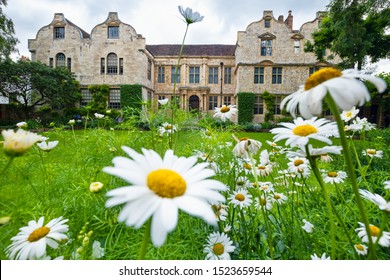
[1,6,390,261]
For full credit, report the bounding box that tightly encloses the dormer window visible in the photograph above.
[261,40,272,56]
[265,19,271,28]
[108,26,119,39]
[54,27,65,39]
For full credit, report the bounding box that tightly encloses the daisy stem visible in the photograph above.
[325,94,375,259]
[306,147,336,260]
[138,219,151,260]
[169,24,189,150]
[248,152,274,259]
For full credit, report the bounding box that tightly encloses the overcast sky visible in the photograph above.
[4,0,389,72]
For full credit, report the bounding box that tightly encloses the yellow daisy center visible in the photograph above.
[147,169,186,198]
[28,226,50,242]
[355,244,365,251]
[220,106,230,113]
[369,225,380,237]
[274,194,281,200]
[304,67,342,90]
[367,149,376,155]
[213,243,225,255]
[243,163,252,169]
[258,165,266,170]
[294,159,304,166]
[235,193,245,201]
[292,124,318,136]
[327,171,338,177]
[346,112,353,118]
[239,137,249,141]
[260,197,266,206]
[165,124,173,130]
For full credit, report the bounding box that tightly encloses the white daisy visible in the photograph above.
[232,135,262,158]
[270,117,338,148]
[311,253,330,260]
[6,216,69,260]
[341,107,360,122]
[254,163,273,177]
[323,171,348,184]
[204,231,235,260]
[254,195,273,210]
[91,240,105,259]
[384,181,390,190]
[362,149,383,158]
[16,121,28,128]
[158,98,169,106]
[286,144,342,159]
[213,105,238,122]
[270,192,288,205]
[354,244,368,256]
[281,68,387,119]
[68,119,75,125]
[287,157,310,176]
[178,5,204,24]
[158,122,177,136]
[356,222,390,247]
[90,182,104,193]
[103,147,226,247]
[302,219,314,233]
[359,189,390,212]
[2,129,43,157]
[211,204,228,222]
[229,189,253,209]
[36,140,59,151]
[94,113,105,119]
[256,181,275,193]
[235,176,251,189]
[349,117,376,132]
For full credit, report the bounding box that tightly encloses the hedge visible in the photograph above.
[120,84,142,111]
[237,92,254,124]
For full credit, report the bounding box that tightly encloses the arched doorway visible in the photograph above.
[189,95,200,111]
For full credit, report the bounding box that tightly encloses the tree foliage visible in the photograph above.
[305,0,390,69]
[0,0,19,60]
[0,59,80,118]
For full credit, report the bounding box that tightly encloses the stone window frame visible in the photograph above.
[208,66,219,84]
[224,67,232,84]
[274,95,283,115]
[171,66,181,84]
[55,53,66,68]
[272,67,282,84]
[208,95,218,110]
[80,88,92,107]
[108,88,121,109]
[189,66,200,84]
[54,26,65,39]
[254,66,264,84]
[254,95,264,115]
[258,32,276,57]
[223,96,232,106]
[157,66,165,83]
[107,26,119,39]
[291,34,304,55]
[107,53,118,74]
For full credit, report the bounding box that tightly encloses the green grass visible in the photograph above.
[1,127,389,260]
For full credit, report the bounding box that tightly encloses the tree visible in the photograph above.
[305,0,390,69]
[0,59,81,118]
[0,0,19,60]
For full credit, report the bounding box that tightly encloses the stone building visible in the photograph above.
[27,10,338,122]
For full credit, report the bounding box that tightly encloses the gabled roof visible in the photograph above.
[65,18,90,39]
[146,44,236,57]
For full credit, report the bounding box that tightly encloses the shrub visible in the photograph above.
[237,92,254,124]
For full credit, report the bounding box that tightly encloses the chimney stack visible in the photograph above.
[278,15,284,22]
[284,10,293,31]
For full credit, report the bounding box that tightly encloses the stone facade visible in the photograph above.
[28,10,339,121]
